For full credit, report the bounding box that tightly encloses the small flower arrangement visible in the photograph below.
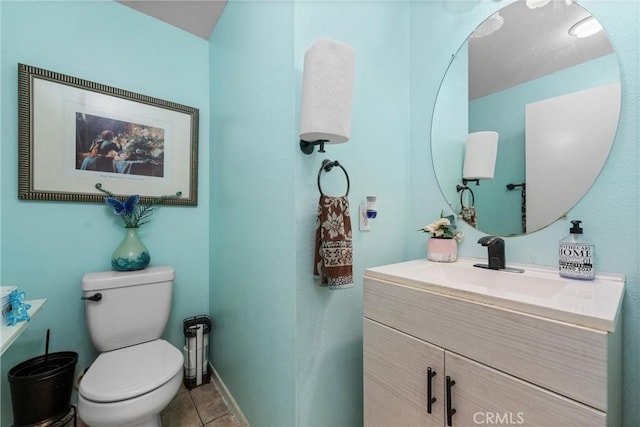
[96,183,181,228]
[420,210,463,241]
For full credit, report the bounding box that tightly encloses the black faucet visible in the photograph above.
[477,236,505,270]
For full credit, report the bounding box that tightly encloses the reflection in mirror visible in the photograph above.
[431,0,621,236]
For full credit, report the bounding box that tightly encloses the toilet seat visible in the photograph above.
[80,339,182,403]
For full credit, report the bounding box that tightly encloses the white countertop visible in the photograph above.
[365,258,624,332]
[0,299,47,356]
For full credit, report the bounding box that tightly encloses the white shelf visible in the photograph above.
[0,299,47,356]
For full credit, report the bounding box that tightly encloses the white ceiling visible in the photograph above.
[115,1,613,100]
[116,0,227,40]
[468,0,613,99]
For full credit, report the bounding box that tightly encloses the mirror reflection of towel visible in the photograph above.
[460,206,477,228]
[314,195,353,289]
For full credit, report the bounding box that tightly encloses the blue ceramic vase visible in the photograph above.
[111,227,150,271]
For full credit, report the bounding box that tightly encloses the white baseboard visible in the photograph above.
[209,362,250,427]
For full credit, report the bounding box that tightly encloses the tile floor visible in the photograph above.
[161,380,240,427]
[74,379,241,427]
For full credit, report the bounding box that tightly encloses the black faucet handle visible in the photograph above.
[477,235,505,270]
[477,235,504,246]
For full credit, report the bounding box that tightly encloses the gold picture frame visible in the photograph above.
[18,63,199,206]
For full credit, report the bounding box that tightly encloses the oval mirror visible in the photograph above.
[431,0,621,236]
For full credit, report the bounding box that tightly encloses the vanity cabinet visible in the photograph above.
[363,260,623,426]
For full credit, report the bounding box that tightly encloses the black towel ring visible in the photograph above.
[317,159,350,197]
[456,184,475,208]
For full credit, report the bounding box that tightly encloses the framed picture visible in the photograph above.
[18,63,199,205]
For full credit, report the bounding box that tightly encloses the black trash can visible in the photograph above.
[8,351,78,426]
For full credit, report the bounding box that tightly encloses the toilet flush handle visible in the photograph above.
[81,293,102,302]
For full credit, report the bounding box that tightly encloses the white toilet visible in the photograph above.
[78,266,183,427]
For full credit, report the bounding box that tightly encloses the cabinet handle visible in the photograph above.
[446,376,456,426]
[427,367,437,414]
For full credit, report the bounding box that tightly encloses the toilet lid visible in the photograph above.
[80,339,183,403]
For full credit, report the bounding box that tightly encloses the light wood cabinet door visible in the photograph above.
[364,318,444,427]
[364,277,609,411]
[445,351,606,427]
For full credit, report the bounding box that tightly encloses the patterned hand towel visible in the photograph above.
[314,195,353,289]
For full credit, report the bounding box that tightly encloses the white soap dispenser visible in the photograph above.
[559,220,595,280]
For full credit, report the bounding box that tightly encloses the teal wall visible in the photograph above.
[1,1,637,426]
[212,0,638,425]
[469,53,620,235]
[293,2,410,426]
[210,1,410,425]
[209,1,297,424]
[411,1,639,426]
[0,2,210,425]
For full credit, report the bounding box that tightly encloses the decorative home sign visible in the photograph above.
[17,63,199,206]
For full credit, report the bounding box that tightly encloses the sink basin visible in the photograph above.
[409,262,566,299]
[364,257,625,331]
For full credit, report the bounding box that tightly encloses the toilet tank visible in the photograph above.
[82,266,175,352]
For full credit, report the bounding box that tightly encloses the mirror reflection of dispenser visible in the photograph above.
[360,196,377,231]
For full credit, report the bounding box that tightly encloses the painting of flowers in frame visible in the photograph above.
[17,63,199,206]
